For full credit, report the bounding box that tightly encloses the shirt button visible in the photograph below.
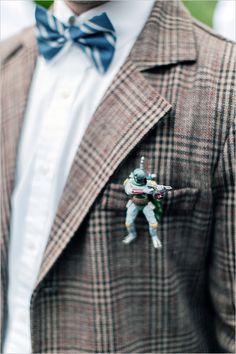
[27,240,37,251]
[61,89,70,99]
[68,15,76,25]
[38,164,50,176]
[17,310,27,322]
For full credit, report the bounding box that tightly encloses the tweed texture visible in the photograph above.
[1,1,235,353]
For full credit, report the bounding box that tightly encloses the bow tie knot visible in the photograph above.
[35,5,117,74]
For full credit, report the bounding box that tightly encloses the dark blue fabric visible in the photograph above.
[35,5,116,74]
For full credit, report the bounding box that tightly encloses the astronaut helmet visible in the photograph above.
[133,168,147,186]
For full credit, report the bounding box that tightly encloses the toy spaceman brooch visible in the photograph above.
[123,156,172,249]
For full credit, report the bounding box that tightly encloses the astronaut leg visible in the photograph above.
[123,202,139,244]
[142,203,162,249]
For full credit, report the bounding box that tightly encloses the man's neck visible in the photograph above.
[64,0,108,15]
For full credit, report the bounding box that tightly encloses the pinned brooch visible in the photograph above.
[123,156,172,249]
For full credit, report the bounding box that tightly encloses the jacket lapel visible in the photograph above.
[36,58,172,287]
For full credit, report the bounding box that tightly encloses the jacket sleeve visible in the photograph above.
[209,123,235,352]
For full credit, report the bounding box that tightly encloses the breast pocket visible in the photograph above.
[100,183,200,216]
[100,182,127,211]
[98,183,202,271]
[162,187,200,217]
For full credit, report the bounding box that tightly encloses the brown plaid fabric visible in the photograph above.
[1,1,235,353]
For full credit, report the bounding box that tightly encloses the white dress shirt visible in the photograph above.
[3,1,155,353]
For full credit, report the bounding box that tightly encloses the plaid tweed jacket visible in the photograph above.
[1,1,235,353]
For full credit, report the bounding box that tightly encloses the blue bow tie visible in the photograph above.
[35,5,117,74]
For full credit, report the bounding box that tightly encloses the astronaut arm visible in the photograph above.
[124,179,133,195]
[153,185,173,199]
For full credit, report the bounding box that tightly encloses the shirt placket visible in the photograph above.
[5,83,75,353]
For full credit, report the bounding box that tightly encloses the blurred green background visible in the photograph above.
[35,0,218,28]
[182,0,217,27]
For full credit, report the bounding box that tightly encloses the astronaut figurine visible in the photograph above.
[123,157,172,249]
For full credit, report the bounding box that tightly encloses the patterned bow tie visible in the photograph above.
[35,5,117,74]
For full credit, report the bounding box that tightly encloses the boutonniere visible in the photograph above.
[123,156,172,249]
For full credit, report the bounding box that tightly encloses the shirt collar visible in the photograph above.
[54,0,155,50]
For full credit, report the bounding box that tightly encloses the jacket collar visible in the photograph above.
[130,0,197,70]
